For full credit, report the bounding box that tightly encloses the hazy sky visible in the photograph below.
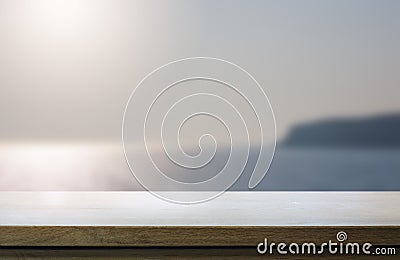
[0,0,399,141]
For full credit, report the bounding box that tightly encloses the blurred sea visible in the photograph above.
[0,143,398,191]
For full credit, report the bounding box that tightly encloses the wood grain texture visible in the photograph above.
[0,192,398,258]
[0,226,398,247]
[0,247,398,259]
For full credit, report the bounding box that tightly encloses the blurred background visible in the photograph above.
[0,0,399,190]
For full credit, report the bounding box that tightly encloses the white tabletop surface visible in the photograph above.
[0,192,398,226]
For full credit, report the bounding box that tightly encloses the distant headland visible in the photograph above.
[281,113,400,148]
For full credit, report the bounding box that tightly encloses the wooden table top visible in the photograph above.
[0,191,398,226]
[0,192,398,247]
